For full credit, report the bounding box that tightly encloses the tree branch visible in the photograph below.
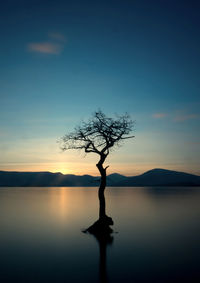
[59,110,135,158]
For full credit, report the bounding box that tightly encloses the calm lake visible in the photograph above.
[0,187,200,282]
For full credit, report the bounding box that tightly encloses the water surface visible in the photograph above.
[0,187,200,282]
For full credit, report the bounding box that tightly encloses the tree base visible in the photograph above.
[84,215,114,236]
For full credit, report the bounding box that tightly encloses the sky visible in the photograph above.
[0,0,200,176]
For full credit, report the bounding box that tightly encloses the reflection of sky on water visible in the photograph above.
[0,187,200,282]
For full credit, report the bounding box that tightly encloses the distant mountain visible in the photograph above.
[107,173,128,186]
[116,168,200,186]
[0,171,99,187]
[0,168,200,187]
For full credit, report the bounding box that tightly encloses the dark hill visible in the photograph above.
[0,168,199,187]
[0,171,99,187]
[118,168,200,186]
[107,173,127,186]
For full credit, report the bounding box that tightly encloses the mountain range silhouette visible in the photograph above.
[0,168,200,187]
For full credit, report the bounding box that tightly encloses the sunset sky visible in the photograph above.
[0,0,200,176]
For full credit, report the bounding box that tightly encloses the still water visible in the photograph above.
[0,187,200,282]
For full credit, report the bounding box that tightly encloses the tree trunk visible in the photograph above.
[96,154,107,220]
[97,165,106,219]
[84,154,113,235]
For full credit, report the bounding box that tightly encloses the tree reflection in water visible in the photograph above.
[84,227,114,283]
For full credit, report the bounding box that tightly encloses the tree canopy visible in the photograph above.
[59,110,135,230]
[60,110,134,157]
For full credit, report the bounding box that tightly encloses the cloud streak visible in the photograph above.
[174,113,200,122]
[152,113,167,119]
[27,31,66,55]
[152,111,200,122]
[28,42,63,54]
[48,32,66,42]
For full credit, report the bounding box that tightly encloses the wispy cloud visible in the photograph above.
[27,31,66,55]
[174,113,200,122]
[152,113,167,119]
[48,32,66,42]
[185,141,200,145]
[27,42,63,54]
[152,111,200,122]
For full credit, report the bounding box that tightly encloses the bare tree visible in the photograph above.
[59,110,134,232]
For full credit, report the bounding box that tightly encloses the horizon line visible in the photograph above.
[0,168,200,177]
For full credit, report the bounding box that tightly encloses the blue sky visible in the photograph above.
[0,0,200,175]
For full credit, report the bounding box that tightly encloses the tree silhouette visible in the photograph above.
[60,110,134,233]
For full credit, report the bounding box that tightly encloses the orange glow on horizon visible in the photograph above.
[1,162,199,176]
